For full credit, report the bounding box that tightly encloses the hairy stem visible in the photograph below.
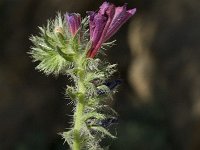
[73,98,84,150]
[73,60,86,150]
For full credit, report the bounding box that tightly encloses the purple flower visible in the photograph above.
[65,13,81,37]
[87,2,136,58]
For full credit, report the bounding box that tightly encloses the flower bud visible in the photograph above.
[65,13,81,37]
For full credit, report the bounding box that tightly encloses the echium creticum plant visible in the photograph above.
[29,2,136,150]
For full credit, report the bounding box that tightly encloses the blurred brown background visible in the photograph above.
[0,0,200,150]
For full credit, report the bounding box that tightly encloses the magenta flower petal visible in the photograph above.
[87,3,115,58]
[104,6,136,41]
[87,2,136,58]
[99,1,110,15]
[88,12,107,47]
[65,13,81,37]
[87,11,96,40]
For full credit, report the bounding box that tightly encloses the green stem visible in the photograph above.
[73,98,84,150]
[73,61,85,150]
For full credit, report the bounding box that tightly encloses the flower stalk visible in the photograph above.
[29,2,136,150]
[73,59,86,150]
[73,97,84,150]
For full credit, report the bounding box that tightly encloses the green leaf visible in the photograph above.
[30,47,70,75]
[90,126,116,139]
[61,130,73,148]
[56,46,74,62]
[66,85,77,100]
[82,112,105,122]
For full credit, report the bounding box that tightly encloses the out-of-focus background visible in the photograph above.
[0,0,200,149]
